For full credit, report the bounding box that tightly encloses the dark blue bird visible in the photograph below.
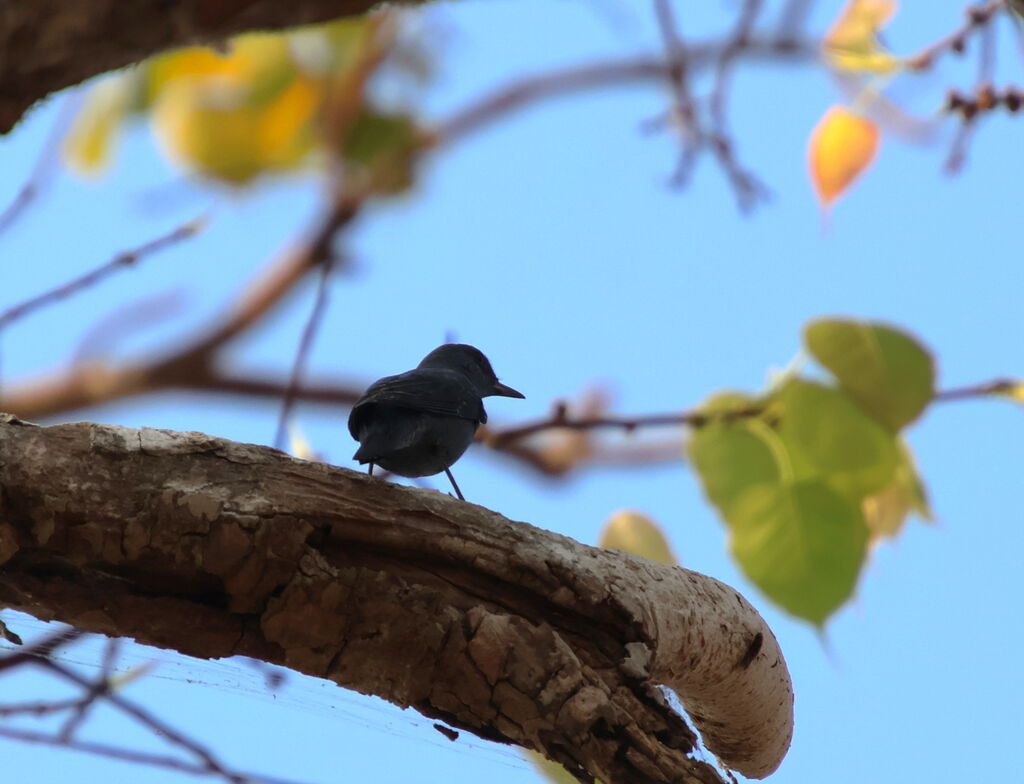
[348,344,524,500]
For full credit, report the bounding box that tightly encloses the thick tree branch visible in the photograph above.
[0,416,793,782]
[0,0,424,133]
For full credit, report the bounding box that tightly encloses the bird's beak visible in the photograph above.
[492,381,525,399]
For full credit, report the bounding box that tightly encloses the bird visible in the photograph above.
[348,344,524,500]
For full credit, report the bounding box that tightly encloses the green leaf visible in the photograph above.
[688,418,785,514]
[804,319,935,431]
[777,379,899,501]
[728,479,868,625]
[525,750,590,784]
[343,110,420,193]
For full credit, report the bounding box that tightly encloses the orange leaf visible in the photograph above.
[808,105,879,206]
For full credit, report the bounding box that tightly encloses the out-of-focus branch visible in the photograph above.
[0,191,363,418]
[0,215,205,331]
[0,95,79,234]
[0,39,818,424]
[652,0,702,183]
[906,1,1006,70]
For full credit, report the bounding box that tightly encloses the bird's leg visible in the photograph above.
[368,463,374,476]
[444,468,465,501]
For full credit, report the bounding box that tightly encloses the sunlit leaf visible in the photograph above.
[526,751,588,784]
[599,510,677,566]
[107,660,158,691]
[862,441,932,542]
[808,105,879,206]
[63,78,130,175]
[804,319,935,431]
[728,479,868,625]
[65,15,410,186]
[289,426,316,461]
[688,416,785,515]
[824,0,903,74]
[777,379,898,502]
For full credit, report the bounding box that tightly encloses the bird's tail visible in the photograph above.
[352,442,375,464]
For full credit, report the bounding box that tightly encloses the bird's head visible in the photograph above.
[418,344,525,399]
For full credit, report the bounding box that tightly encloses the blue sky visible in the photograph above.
[1,1,1022,783]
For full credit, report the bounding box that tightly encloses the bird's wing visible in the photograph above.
[348,368,486,439]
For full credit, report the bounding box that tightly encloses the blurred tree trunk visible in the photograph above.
[0,0,401,132]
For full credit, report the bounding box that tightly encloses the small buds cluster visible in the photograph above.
[945,84,1023,119]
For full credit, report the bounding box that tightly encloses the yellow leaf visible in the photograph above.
[288,425,317,461]
[824,0,904,74]
[258,75,319,166]
[63,78,130,175]
[861,441,932,543]
[599,510,678,566]
[808,106,879,206]
[152,82,265,184]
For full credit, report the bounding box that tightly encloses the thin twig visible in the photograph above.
[0,727,308,784]
[273,254,337,451]
[433,40,816,146]
[0,698,82,718]
[0,215,206,330]
[775,0,817,44]
[0,628,83,672]
[653,0,701,185]
[38,657,249,784]
[907,1,1006,70]
[708,0,770,210]
[58,638,121,741]
[0,93,81,236]
[483,377,1017,449]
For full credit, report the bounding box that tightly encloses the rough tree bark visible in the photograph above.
[0,0,410,133]
[0,415,793,783]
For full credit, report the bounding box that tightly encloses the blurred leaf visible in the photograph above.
[824,0,904,74]
[862,441,932,542]
[777,379,899,502]
[808,105,879,206]
[107,660,158,691]
[342,110,421,193]
[289,425,317,461]
[729,479,868,625]
[66,15,409,186]
[804,319,935,431]
[63,78,129,175]
[599,510,677,566]
[525,751,588,784]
